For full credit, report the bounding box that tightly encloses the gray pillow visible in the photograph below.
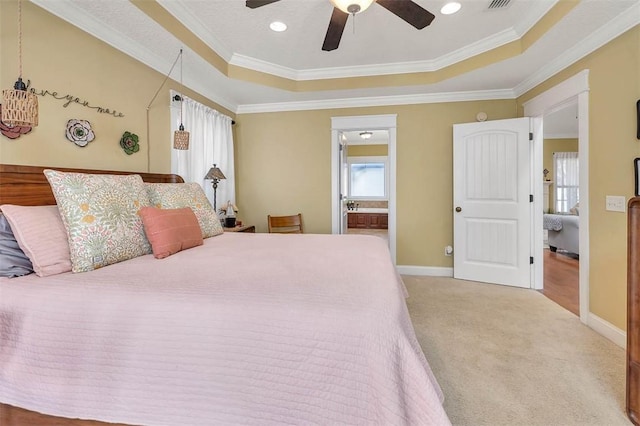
[0,214,34,278]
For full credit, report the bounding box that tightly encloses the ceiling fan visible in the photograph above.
[245,0,435,51]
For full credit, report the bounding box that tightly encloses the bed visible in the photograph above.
[0,164,450,425]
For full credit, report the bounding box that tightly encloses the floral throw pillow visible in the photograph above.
[145,182,224,238]
[44,170,152,273]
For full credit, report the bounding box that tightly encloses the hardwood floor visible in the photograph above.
[541,248,579,316]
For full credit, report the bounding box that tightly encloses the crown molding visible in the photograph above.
[30,0,238,113]
[229,27,522,81]
[156,0,234,62]
[514,1,640,97]
[216,1,556,81]
[512,0,558,36]
[230,54,299,80]
[236,89,515,114]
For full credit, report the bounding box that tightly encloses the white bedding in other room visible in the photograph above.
[0,233,450,425]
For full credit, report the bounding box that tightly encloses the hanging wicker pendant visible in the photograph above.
[4,1,39,128]
[173,124,189,150]
[2,81,38,128]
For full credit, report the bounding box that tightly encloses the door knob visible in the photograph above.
[455,207,462,212]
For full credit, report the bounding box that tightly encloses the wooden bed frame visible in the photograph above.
[0,164,183,426]
[0,164,183,206]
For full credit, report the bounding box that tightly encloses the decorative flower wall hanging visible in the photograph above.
[0,104,32,139]
[66,119,95,147]
[120,131,139,155]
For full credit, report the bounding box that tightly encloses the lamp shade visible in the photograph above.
[204,165,226,181]
[329,0,375,14]
[173,129,190,150]
[2,85,38,127]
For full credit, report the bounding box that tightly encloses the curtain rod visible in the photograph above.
[171,94,235,125]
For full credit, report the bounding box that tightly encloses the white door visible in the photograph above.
[339,138,349,234]
[453,118,531,288]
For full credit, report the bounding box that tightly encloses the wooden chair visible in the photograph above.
[267,213,303,234]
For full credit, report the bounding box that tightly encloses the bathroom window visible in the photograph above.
[348,156,388,199]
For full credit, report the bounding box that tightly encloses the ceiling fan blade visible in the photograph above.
[322,7,349,51]
[376,0,435,29]
[245,0,281,9]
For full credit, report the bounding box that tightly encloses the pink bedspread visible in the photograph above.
[0,233,450,425]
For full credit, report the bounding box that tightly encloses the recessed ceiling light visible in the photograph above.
[440,2,461,15]
[269,21,287,32]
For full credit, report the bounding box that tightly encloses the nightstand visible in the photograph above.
[223,224,255,233]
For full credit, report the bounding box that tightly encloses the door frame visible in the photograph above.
[331,114,397,264]
[523,69,590,324]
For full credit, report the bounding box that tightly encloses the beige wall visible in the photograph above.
[518,25,640,330]
[235,101,517,265]
[543,138,578,212]
[348,144,388,157]
[0,1,234,173]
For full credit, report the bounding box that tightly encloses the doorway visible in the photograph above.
[342,130,390,243]
[541,102,580,316]
[331,114,397,264]
[525,69,590,325]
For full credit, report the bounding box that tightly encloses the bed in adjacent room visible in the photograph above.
[0,164,450,425]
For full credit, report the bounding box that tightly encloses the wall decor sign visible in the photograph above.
[120,131,140,155]
[0,104,32,139]
[28,86,124,118]
[66,119,95,147]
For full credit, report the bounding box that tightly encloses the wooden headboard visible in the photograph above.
[0,164,184,206]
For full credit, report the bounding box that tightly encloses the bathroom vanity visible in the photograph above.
[347,208,388,229]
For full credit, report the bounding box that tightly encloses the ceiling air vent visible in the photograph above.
[487,0,512,9]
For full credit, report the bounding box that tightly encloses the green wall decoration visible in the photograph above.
[120,131,139,155]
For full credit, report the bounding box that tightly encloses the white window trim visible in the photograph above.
[347,155,389,200]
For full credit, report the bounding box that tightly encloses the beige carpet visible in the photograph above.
[403,275,630,426]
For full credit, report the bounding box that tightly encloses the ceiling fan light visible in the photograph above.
[440,2,461,15]
[329,0,375,15]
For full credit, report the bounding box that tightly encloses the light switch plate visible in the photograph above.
[605,195,626,212]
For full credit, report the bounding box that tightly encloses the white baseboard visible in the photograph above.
[396,265,454,277]
[587,312,626,349]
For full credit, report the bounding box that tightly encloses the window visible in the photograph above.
[554,152,579,213]
[348,156,388,199]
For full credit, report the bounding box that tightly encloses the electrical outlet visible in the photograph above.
[605,195,626,212]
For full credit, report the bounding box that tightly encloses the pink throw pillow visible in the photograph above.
[140,207,203,259]
[0,204,72,277]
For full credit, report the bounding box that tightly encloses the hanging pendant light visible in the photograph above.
[2,0,38,127]
[173,49,189,150]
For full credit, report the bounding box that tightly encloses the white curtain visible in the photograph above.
[170,91,235,212]
[553,151,579,213]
